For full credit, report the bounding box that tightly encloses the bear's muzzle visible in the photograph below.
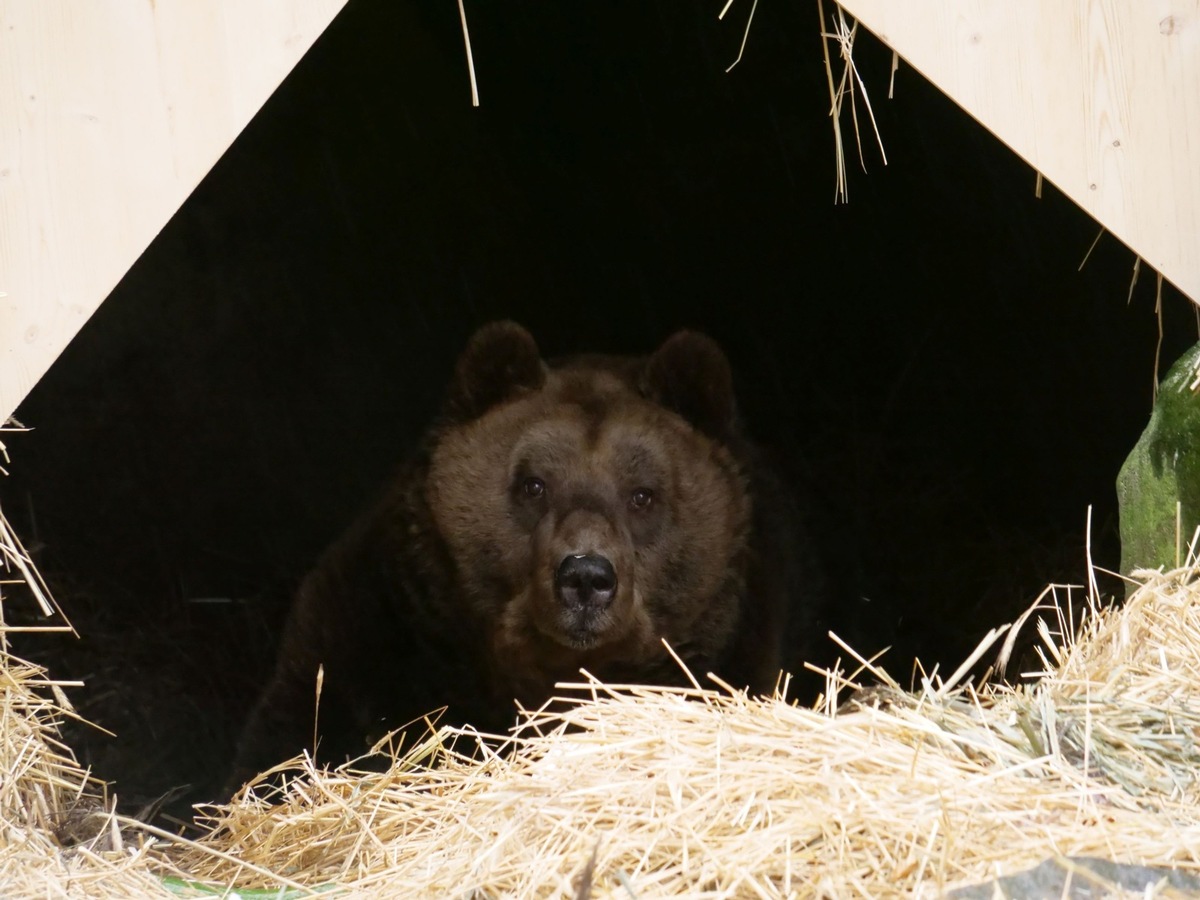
[554,553,617,611]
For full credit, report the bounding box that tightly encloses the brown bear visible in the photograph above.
[228,321,824,789]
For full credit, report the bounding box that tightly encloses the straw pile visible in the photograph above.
[164,567,1200,897]
[4,459,1200,897]
[0,482,172,895]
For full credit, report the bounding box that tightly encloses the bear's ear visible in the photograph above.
[444,321,546,421]
[640,330,736,439]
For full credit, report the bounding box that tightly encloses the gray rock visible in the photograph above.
[948,855,1200,899]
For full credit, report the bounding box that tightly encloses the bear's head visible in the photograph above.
[427,322,751,679]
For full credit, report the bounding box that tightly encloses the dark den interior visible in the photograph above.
[3,0,1196,821]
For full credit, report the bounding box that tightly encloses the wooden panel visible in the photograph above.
[833,0,1200,305]
[0,0,348,423]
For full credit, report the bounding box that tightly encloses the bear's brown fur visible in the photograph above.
[228,322,823,789]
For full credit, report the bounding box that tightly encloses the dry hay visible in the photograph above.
[4,466,1200,898]
[0,489,170,896]
[176,566,1200,897]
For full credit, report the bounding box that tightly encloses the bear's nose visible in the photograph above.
[554,554,617,610]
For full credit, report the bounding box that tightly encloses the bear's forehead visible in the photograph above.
[540,369,677,431]
[478,368,689,456]
[518,393,667,445]
[545,366,632,403]
[512,414,666,467]
[442,365,705,472]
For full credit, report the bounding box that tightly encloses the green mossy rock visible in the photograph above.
[1117,340,1200,576]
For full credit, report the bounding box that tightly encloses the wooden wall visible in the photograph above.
[0,1,347,424]
[834,0,1200,305]
[3,2,1196,425]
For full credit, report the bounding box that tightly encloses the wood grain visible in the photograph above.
[0,1,348,423]
[834,0,1200,305]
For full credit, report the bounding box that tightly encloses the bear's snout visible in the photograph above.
[554,554,617,611]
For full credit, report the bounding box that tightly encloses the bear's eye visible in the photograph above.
[630,488,654,510]
[522,476,546,499]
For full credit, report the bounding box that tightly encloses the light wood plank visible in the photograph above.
[833,1,1200,304]
[0,0,348,423]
